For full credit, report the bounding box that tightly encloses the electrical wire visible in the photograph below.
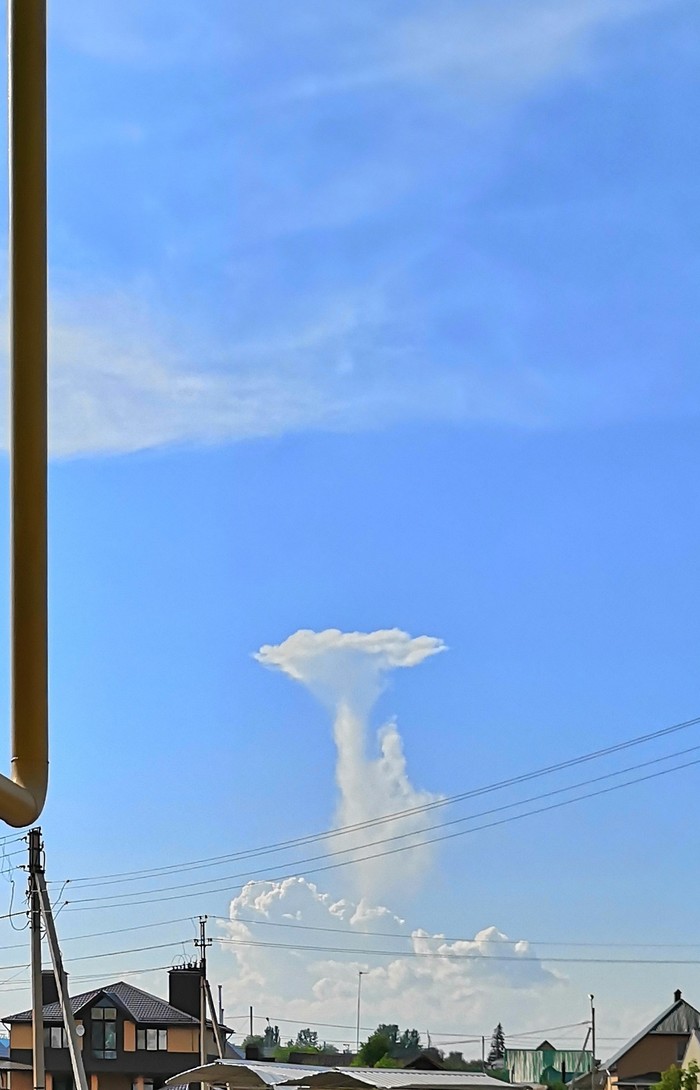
[209,910,700,951]
[60,748,700,911]
[213,933,700,964]
[58,713,700,888]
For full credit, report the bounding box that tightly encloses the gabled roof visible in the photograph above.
[5,981,200,1027]
[605,994,700,1070]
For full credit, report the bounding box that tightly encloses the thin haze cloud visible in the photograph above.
[255,628,446,896]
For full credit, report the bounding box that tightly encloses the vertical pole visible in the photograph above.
[203,979,225,1059]
[355,972,365,1053]
[195,917,212,1067]
[218,985,224,1026]
[590,995,596,1089]
[199,919,207,1066]
[249,1006,253,1039]
[35,867,89,1090]
[8,0,48,823]
[28,829,44,1090]
[481,1036,485,1071]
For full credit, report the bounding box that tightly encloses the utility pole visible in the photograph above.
[218,985,224,1026]
[28,829,88,1090]
[589,995,596,1090]
[195,917,212,1067]
[249,1006,253,1039]
[28,829,43,1090]
[481,1036,485,1071]
[356,971,367,1053]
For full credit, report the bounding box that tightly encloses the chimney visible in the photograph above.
[42,970,58,1006]
[168,965,201,1020]
[675,989,682,1002]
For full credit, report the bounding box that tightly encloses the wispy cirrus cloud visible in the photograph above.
[9,0,690,458]
[257,0,663,104]
[0,270,688,457]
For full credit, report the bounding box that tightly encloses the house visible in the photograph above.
[505,1040,593,1084]
[602,989,700,1090]
[3,965,227,1090]
[682,1031,700,1072]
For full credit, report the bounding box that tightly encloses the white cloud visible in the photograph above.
[276,0,661,104]
[218,877,559,1044]
[0,273,685,456]
[51,0,239,68]
[255,630,445,897]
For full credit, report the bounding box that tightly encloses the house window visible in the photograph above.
[137,1029,168,1051]
[91,1006,117,1060]
[44,1026,68,1049]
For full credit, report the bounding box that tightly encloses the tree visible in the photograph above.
[353,1030,393,1068]
[488,1024,506,1065]
[375,1054,401,1068]
[397,1029,422,1055]
[376,1025,399,1047]
[353,1025,423,1067]
[263,1025,280,1049]
[652,1063,698,1090]
[295,1028,320,1050]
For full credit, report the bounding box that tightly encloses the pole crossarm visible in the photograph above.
[0,0,49,828]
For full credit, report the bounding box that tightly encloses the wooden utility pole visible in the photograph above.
[28,829,44,1090]
[28,829,89,1090]
[195,917,212,1066]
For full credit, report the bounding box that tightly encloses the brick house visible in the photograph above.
[602,990,700,1090]
[3,966,226,1090]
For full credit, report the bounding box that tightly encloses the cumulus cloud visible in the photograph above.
[218,877,559,1042]
[255,629,445,896]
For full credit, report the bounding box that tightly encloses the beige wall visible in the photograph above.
[168,1026,198,1054]
[94,1073,130,1090]
[10,1072,31,1090]
[123,1021,135,1052]
[615,1034,688,1079]
[684,1035,700,1069]
[10,1026,32,1050]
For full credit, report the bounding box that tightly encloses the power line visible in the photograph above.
[214,933,700,964]
[0,904,695,955]
[211,911,700,951]
[0,963,179,995]
[60,749,700,911]
[58,714,700,888]
[0,915,195,953]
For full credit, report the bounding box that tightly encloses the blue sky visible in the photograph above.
[0,0,698,1054]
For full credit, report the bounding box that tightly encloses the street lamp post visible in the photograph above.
[356,971,367,1053]
[589,994,596,1090]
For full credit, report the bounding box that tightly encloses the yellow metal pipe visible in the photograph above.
[0,0,48,827]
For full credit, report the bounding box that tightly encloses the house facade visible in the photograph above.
[602,990,700,1090]
[3,966,225,1090]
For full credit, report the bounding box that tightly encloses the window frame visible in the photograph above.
[44,1025,68,1049]
[91,1004,118,1060]
[136,1027,168,1051]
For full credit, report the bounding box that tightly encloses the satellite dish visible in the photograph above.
[76,1026,85,1037]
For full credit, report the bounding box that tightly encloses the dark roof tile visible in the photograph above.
[5,982,199,1026]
